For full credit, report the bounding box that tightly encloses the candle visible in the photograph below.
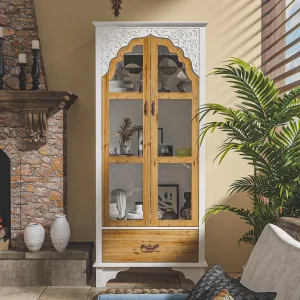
[32,40,39,49]
[18,53,26,64]
[0,27,3,38]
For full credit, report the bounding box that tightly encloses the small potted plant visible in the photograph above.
[115,117,140,155]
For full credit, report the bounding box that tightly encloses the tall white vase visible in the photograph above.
[24,223,45,252]
[51,214,70,252]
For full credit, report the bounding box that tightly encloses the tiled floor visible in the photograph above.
[0,268,194,300]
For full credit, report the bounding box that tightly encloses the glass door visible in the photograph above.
[102,37,151,227]
[150,36,199,226]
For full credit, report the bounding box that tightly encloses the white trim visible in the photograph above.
[199,26,206,265]
[102,227,199,230]
[95,26,103,264]
[93,21,208,28]
[94,262,208,268]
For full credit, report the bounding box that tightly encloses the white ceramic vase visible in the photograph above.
[24,223,45,252]
[51,214,70,252]
[109,203,120,220]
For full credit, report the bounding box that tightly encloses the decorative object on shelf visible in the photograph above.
[111,0,122,17]
[158,46,170,92]
[51,214,70,252]
[24,223,45,252]
[109,63,127,92]
[31,40,40,90]
[160,145,173,156]
[158,208,164,220]
[176,148,192,156]
[0,27,4,90]
[180,192,192,220]
[18,54,27,90]
[109,202,120,220]
[138,127,163,156]
[127,201,143,220]
[162,208,178,220]
[123,69,137,91]
[135,202,143,213]
[111,189,126,219]
[110,147,118,155]
[158,184,179,218]
[114,117,140,155]
[176,69,192,92]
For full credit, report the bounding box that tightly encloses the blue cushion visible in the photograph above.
[98,294,188,300]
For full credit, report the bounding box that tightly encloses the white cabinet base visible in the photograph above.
[96,267,129,288]
[172,267,205,285]
[95,266,206,287]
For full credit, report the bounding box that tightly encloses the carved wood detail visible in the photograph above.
[0,90,78,143]
[111,0,122,17]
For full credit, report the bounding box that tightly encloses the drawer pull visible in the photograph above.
[140,244,159,253]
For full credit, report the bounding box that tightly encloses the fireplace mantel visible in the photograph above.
[0,91,78,110]
[0,91,78,143]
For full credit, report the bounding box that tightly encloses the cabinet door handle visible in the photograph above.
[140,244,159,253]
[151,101,156,116]
[144,101,148,116]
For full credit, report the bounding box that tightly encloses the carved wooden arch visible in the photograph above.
[103,35,199,83]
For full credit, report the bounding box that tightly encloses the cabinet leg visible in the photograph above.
[172,267,205,285]
[96,267,129,288]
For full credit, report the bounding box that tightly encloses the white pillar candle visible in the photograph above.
[32,40,39,49]
[0,27,3,38]
[18,53,26,64]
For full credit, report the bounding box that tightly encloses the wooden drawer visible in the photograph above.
[102,230,198,263]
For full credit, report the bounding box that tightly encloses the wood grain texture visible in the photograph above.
[109,156,143,163]
[103,38,147,227]
[158,92,193,100]
[150,36,159,227]
[102,75,109,226]
[158,157,193,164]
[103,230,199,263]
[151,36,199,227]
[143,36,151,226]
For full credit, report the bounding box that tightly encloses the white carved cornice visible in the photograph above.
[98,27,201,76]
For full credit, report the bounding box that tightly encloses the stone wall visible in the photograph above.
[0,0,47,90]
[0,108,66,248]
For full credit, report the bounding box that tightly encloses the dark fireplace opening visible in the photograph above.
[0,149,11,240]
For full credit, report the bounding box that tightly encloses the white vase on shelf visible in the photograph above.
[51,214,70,252]
[24,223,45,252]
[109,203,120,220]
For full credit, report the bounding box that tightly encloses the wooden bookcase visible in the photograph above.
[94,22,207,287]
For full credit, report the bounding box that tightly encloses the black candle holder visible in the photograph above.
[0,37,5,90]
[31,48,40,90]
[19,63,26,90]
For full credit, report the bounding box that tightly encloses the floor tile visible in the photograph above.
[0,286,45,300]
[39,287,90,300]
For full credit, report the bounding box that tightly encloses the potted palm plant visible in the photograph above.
[115,117,140,155]
[199,58,300,245]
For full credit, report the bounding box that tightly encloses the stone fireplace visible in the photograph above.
[0,91,77,249]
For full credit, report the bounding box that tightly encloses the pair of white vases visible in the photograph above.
[24,214,70,252]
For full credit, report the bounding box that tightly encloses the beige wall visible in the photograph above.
[34,0,262,272]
